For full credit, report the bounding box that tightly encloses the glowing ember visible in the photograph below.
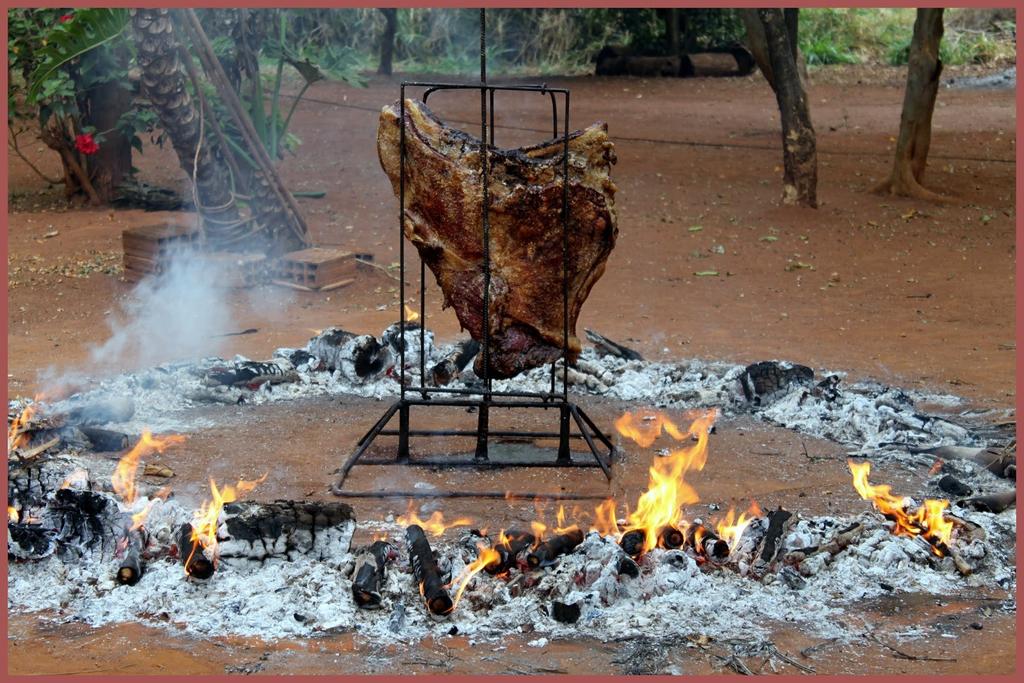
[112,430,186,506]
[618,409,718,554]
[848,460,955,555]
[186,474,267,573]
[397,504,471,537]
[404,304,420,322]
[449,544,501,609]
[8,506,19,523]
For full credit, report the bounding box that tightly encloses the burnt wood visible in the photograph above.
[405,524,453,617]
[527,528,584,568]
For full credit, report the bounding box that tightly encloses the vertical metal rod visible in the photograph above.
[489,88,495,146]
[398,403,410,461]
[557,404,572,463]
[561,92,570,402]
[549,91,558,138]
[419,255,426,397]
[399,89,407,402]
[477,7,491,461]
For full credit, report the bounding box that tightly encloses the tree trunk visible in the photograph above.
[84,78,133,202]
[742,9,808,90]
[873,9,947,202]
[130,9,248,249]
[665,8,680,54]
[759,8,818,208]
[378,8,398,76]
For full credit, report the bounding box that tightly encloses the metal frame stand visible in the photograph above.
[331,10,615,498]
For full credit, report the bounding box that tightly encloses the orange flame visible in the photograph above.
[592,498,620,538]
[8,506,19,523]
[398,503,472,537]
[449,543,501,609]
[619,409,718,554]
[614,410,688,448]
[404,304,420,323]
[8,395,45,451]
[112,430,185,507]
[848,460,954,555]
[187,474,267,572]
[715,501,763,553]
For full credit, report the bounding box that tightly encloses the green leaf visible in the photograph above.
[688,225,703,232]
[694,270,719,277]
[27,9,129,103]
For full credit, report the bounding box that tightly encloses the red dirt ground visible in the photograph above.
[5,66,1017,675]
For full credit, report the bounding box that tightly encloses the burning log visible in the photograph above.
[785,522,863,565]
[937,474,972,497]
[405,524,453,618]
[685,524,730,561]
[911,445,1016,480]
[217,500,356,563]
[351,540,397,608]
[484,529,534,575]
[739,361,813,405]
[752,508,794,576]
[79,427,130,453]
[527,528,584,569]
[961,489,1016,514]
[116,533,146,586]
[658,524,685,550]
[618,529,646,559]
[430,339,480,386]
[204,359,297,388]
[179,523,215,580]
[584,329,643,361]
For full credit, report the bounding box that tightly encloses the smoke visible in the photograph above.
[88,252,236,373]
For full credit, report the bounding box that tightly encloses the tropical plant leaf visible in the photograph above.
[27,8,130,103]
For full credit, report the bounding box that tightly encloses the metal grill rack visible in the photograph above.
[331,10,615,498]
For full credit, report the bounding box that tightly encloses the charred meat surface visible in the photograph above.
[377,98,618,379]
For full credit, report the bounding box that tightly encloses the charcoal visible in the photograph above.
[430,339,480,386]
[203,359,297,388]
[218,500,356,563]
[527,528,584,568]
[7,523,56,560]
[405,524,453,617]
[616,555,640,578]
[618,529,646,558]
[584,329,643,361]
[938,474,973,497]
[351,540,397,609]
[550,600,582,624]
[739,361,814,404]
[79,426,130,452]
[306,327,358,371]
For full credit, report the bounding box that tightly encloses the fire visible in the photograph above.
[8,395,45,451]
[848,460,955,554]
[404,304,420,322]
[449,543,501,609]
[397,504,471,537]
[614,410,688,448]
[715,501,763,553]
[112,430,186,506]
[187,474,267,572]
[592,498,620,538]
[619,409,718,554]
[8,506,19,523]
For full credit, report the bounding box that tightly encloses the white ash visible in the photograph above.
[8,456,1016,646]
[18,327,993,458]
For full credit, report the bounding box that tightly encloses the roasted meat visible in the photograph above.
[377,98,618,379]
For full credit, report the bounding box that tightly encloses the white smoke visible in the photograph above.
[87,252,236,373]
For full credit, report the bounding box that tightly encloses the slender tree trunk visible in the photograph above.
[665,8,680,54]
[742,9,808,90]
[759,8,818,208]
[84,77,133,202]
[130,8,247,249]
[873,8,947,202]
[378,8,398,76]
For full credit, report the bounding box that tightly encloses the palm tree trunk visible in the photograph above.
[130,9,249,249]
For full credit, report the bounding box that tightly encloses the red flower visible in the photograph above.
[59,13,74,23]
[74,133,99,155]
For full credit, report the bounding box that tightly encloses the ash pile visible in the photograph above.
[13,323,1014,459]
[7,412,1017,647]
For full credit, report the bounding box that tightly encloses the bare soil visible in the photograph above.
[5,66,1016,674]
